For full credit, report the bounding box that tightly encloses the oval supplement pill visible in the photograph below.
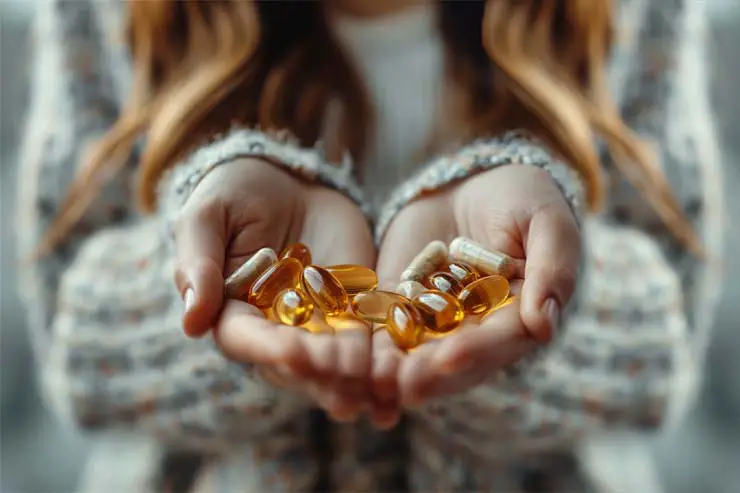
[325,264,378,296]
[386,302,425,351]
[224,247,278,301]
[273,288,314,326]
[412,290,464,334]
[425,272,464,296]
[458,275,510,315]
[248,257,303,309]
[351,290,409,324]
[280,242,312,266]
[300,265,349,316]
[445,261,479,286]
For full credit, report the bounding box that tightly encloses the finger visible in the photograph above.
[173,202,227,337]
[375,199,455,290]
[397,341,440,408]
[328,319,373,422]
[215,300,315,378]
[521,203,580,342]
[370,330,404,429]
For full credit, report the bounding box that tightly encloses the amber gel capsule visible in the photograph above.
[351,291,409,324]
[412,290,464,334]
[300,265,349,316]
[273,288,314,326]
[325,264,378,296]
[280,242,312,266]
[386,302,425,351]
[248,257,303,309]
[425,272,464,296]
[445,261,479,286]
[458,275,510,315]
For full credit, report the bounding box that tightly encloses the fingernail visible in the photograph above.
[184,288,195,312]
[541,298,560,342]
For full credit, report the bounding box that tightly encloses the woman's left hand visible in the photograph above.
[369,165,581,429]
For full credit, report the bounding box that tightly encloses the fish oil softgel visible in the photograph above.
[224,243,381,334]
[383,238,517,351]
[221,238,517,351]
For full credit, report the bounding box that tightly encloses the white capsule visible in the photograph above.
[395,280,426,299]
[224,247,278,300]
[400,240,448,282]
[448,237,515,278]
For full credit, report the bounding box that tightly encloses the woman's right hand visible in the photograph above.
[173,158,376,421]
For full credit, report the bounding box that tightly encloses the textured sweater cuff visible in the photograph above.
[158,128,368,223]
[374,131,585,245]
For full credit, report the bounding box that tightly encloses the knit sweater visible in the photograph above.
[16,0,723,492]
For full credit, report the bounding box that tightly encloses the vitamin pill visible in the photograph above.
[325,264,378,296]
[424,272,464,296]
[481,295,517,321]
[386,302,425,351]
[401,240,448,282]
[248,257,303,309]
[449,237,516,278]
[412,290,464,334]
[224,247,277,301]
[445,261,479,286]
[458,275,510,315]
[300,265,349,316]
[301,312,334,334]
[273,288,315,326]
[263,308,279,321]
[395,280,426,299]
[280,242,312,266]
[351,290,409,323]
[326,312,371,333]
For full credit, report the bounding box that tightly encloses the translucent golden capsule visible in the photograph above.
[395,280,426,299]
[458,275,510,315]
[325,264,378,296]
[224,247,277,301]
[351,290,409,324]
[248,257,303,309]
[300,265,349,316]
[401,240,448,282]
[445,261,479,286]
[412,290,464,334]
[273,288,314,326]
[386,302,425,351]
[449,237,516,278]
[301,312,334,334]
[481,295,518,321]
[325,312,371,333]
[280,242,312,266]
[424,272,464,297]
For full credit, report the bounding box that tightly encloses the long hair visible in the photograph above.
[39,0,700,255]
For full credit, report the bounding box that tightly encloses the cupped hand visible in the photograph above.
[370,164,581,428]
[172,158,376,421]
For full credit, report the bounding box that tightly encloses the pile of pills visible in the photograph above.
[224,237,514,351]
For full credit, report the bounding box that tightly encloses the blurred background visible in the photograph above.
[1,1,739,492]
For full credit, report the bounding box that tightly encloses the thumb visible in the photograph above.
[520,204,581,342]
[173,203,227,337]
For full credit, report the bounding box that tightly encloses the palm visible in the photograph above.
[371,165,579,425]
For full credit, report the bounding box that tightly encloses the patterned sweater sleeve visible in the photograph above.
[374,0,722,452]
[17,0,363,452]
